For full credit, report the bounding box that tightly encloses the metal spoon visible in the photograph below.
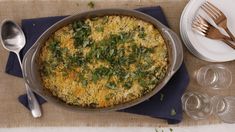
[0,20,42,118]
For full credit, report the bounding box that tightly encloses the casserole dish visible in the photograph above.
[22,9,183,111]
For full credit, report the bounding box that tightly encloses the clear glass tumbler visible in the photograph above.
[211,96,235,123]
[181,92,213,120]
[182,92,235,123]
[195,64,232,89]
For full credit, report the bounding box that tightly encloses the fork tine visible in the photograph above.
[201,4,217,20]
[193,20,208,31]
[206,2,223,15]
[192,27,206,36]
[197,15,209,27]
[204,2,221,17]
[192,16,208,35]
[192,21,204,31]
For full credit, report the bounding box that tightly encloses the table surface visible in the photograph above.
[0,0,235,128]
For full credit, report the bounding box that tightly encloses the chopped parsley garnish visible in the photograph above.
[49,40,62,59]
[105,93,115,101]
[160,93,164,101]
[72,21,92,48]
[105,81,117,89]
[138,27,147,39]
[88,1,95,8]
[123,81,133,89]
[95,26,104,32]
[170,109,176,116]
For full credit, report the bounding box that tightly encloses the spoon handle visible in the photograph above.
[25,83,42,117]
[16,53,42,118]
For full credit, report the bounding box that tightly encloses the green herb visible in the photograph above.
[88,1,95,8]
[138,27,147,39]
[92,74,99,83]
[62,72,68,77]
[105,81,117,89]
[123,81,133,89]
[72,21,92,48]
[171,109,176,116]
[93,66,113,79]
[105,93,115,101]
[49,40,62,59]
[102,16,109,24]
[40,62,52,76]
[81,80,87,87]
[170,128,173,132]
[160,93,164,101]
[95,26,104,32]
[67,53,86,67]
[82,38,93,48]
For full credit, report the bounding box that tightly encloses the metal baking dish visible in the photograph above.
[22,9,183,112]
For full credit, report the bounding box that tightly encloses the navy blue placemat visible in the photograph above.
[6,6,189,124]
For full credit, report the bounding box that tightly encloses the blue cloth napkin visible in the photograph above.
[6,6,189,124]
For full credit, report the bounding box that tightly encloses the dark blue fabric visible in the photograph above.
[5,6,189,124]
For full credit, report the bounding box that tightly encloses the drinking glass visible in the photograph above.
[182,92,235,123]
[195,64,232,89]
[181,92,213,120]
[211,96,235,123]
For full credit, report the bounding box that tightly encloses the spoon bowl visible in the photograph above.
[0,20,26,53]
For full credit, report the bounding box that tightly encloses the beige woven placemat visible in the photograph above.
[0,0,234,128]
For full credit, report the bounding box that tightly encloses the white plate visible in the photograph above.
[180,0,235,62]
[180,0,214,61]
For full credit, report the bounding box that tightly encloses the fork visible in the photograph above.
[201,1,235,41]
[192,15,235,49]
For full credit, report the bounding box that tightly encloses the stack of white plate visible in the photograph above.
[180,0,235,62]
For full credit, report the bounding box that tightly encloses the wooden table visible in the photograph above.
[0,0,234,127]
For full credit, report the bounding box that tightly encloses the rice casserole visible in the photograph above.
[38,15,168,108]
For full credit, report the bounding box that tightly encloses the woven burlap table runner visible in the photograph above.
[0,0,234,128]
